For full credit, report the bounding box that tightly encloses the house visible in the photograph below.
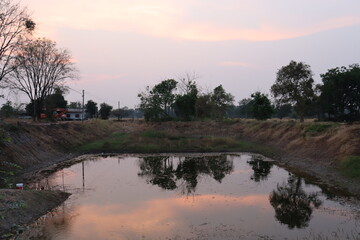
[66,108,86,120]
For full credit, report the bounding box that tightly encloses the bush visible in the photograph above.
[340,156,360,178]
[304,123,334,135]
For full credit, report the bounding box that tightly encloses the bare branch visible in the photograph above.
[0,0,35,83]
[6,38,77,120]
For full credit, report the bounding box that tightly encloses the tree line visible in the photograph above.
[0,88,143,120]
[1,1,358,123]
[138,61,360,123]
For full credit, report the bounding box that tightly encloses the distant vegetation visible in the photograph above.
[0,0,359,123]
[137,61,360,123]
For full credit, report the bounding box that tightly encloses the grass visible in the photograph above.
[339,156,360,178]
[78,128,278,157]
[304,123,337,135]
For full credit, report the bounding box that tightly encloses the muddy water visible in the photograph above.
[18,154,360,239]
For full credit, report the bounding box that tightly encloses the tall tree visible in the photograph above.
[85,100,98,118]
[99,102,112,120]
[194,93,212,119]
[0,0,35,82]
[319,64,360,122]
[0,100,15,118]
[210,85,234,119]
[5,38,77,120]
[275,104,293,119]
[138,79,177,121]
[250,91,274,120]
[271,61,315,122]
[45,87,67,108]
[238,98,253,118]
[174,79,198,120]
[44,87,67,120]
[152,79,177,116]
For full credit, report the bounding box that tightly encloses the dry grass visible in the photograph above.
[1,118,359,173]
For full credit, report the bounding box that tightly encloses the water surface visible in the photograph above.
[18,154,360,239]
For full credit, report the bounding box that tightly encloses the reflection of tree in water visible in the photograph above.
[137,155,234,195]
[138,156,177,190]
[269,174,322,229]
[247,155,273,182]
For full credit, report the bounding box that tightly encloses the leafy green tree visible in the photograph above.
[271,61,315,122]
[210,85,234,119]
[0,101,16,118]
[138,79,178,121]
[238,98,253,118]
[194,94,213,119]
[46,88,67,108]
[85,100,98,118]
[44,87,67,120]
[249,92,274,120]
[275,104,293,119]
[99,102,113,120]
[195,85,234,119]
[68,101,82,109]
[174,80,198,120]
[319,64,360,122]
[153,79,177,116]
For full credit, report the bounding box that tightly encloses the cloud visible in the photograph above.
[29,0,360,42]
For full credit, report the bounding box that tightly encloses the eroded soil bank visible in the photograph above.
[0,189,70,238]
[0,119,360,238]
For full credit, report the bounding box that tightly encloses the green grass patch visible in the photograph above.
[304,123,336,135]
[339,156,360,178]
[78,128,278,159]
[140,130,167,138]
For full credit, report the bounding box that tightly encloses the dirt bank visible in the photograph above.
[1,119,359,189]
[0,189,70,238]
[0,119,359,237]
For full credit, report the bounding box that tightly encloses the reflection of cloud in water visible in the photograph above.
[70,194,270,239]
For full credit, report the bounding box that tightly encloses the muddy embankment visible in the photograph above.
[1,119,359,185]
[0,119,360,237]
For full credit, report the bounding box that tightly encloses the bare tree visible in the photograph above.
[177,72,200,95]
[0,0,35,83]
[6,38,77,120]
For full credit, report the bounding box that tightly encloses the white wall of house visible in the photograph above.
[66,109,85,120]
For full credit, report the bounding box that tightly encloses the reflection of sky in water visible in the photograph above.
[21,154,360,240]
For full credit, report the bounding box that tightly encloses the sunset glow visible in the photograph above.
[67,194,270,239]
[3,0,359,107]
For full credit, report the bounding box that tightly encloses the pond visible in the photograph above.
[17,154,360,239]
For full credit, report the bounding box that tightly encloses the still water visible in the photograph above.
[18,154,360,239]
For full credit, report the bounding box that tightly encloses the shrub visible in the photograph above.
[340,156,360,178]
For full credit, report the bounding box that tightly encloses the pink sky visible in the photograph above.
[4,0,360,108]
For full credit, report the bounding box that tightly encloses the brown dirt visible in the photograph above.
[0,189,70,238]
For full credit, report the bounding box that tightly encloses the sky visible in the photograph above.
[3,0,360,108]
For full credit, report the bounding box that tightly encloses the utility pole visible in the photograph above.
[118,101,120,121]
[82,90,85,122]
